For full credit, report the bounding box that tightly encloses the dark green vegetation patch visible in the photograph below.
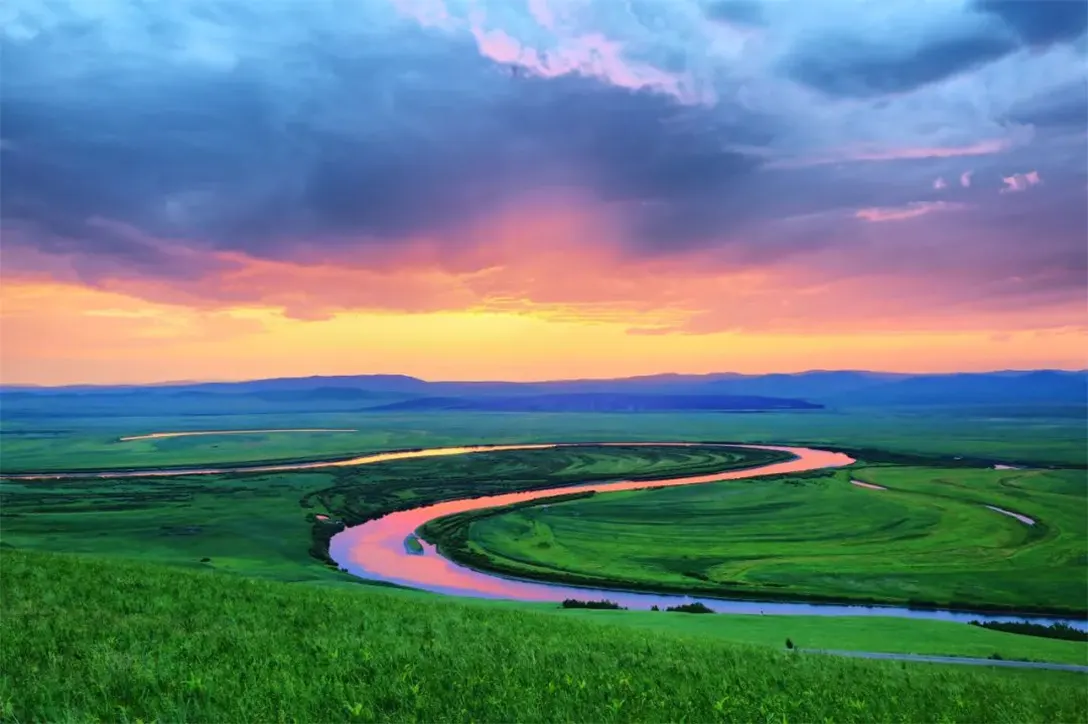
[561,598,627,610]
[666,602,716,614]
[971,621,1088,643]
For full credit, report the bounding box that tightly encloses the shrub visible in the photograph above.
[665,602,715,614]
[561,599,626,610]
[969,620,1088,643]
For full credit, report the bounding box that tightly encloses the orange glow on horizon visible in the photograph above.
[2,198,1085,386]
[1,278,1084,386]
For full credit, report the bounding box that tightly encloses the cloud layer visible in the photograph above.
[2,0,1086,360]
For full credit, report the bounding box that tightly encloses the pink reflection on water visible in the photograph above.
[330,445,855,603]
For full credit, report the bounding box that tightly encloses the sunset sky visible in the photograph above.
[2,0,1086,385]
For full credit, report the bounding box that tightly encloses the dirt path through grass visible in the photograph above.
[805,649,1087,672]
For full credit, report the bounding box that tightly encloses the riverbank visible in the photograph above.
[412,463,1087,621]
[330,445,1086,622]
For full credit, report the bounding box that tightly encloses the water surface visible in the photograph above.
[328,443,1086,628]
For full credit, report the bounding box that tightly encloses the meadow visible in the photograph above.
[425,465,1087,616]
[3,548,1086,723]
[0,444,787,576]
[2,403,1085,473]
[2,404,1086,721]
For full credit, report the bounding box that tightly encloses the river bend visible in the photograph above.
[328,443,1085,628]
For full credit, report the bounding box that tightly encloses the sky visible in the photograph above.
[1,0,1086,384]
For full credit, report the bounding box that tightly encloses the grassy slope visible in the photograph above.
[2,405,1085,472]
[549,608,1088,666]
[4,407,1086,718]
[376,592,1088,666]
[437,466,1087,615]
[4,437,1086,665]
[2,549,1085,723]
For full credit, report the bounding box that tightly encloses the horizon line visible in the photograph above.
[2,367,1086,390]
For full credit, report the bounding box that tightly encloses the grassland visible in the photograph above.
[425,466,1088,616]
[3,549,1086,723]
[0,444,786,580]
[550,608,1088,665]
[3,404,1086,721]
[2,403,1085,473]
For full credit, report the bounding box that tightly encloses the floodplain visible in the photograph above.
[2,401,1086,721]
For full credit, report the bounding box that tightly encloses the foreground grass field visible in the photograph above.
[427,465,1087,616]
[3,549,1086,723]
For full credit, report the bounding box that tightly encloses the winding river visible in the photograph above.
[5,439,1082,627]
[327,443,1085,628]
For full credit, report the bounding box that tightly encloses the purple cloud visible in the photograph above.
[0,0,1084,332]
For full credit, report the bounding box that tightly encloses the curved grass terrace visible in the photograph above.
[0,440,792,479]
[3,408,1085,475]
[420,464,1087,619]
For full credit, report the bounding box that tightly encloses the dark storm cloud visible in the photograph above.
[623,154,977,257]
[1,0,1085,314]
[704,1,766,27]
[783,0,1088,100]
[974,0,1088,46]
[1003,81,1088,130]
[0,7,779,271]
[783,26,1018,98]
[495,85,772,202]
[1,22,527,257]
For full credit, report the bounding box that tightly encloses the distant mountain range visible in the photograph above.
[1,370,1084,417]
[370,393,822,413]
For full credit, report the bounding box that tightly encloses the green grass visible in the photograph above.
[4,408,1087,720]
[426,466,1088,616]
[2,404,1085,473]
[3,549,1085,723]
[0,444,784,580]
[404,535,425,555]
[549,609,1088,666]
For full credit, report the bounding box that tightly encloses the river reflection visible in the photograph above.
[329,444,1085,629]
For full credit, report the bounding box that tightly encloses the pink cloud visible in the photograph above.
[854,201,965,223]
[4,192,1083,341]
[933,177,947,190]
[960,170,973,188]
[469,24,704,103]
[855,138,1014,161]
[768,138,1015,169]
[1000,170,1042,193]
[390,0,706,104]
